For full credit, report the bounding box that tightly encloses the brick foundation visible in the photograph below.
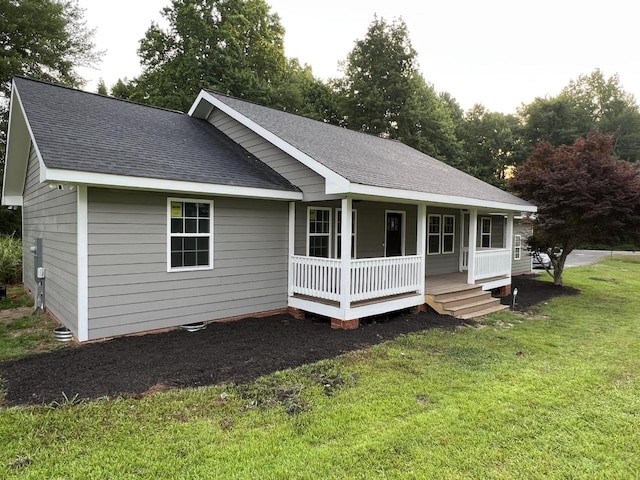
[412,303,427,314]
[496,284,512,296]
[330,318,359,330]
[287,307,306,320]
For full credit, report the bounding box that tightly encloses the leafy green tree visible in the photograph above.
[457,105,524,187]
[335,16,459,162]
[519,70,640,162]
[132,0,289,112]
[0,0,101,236]
[510,131,640,286]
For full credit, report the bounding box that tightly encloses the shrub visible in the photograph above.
[0,235,22,284]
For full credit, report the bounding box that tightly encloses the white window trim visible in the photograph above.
[335,208,357,258]
[480,217,492,248]
[306,206,332,257]
[427,214,441,255]
[167,197,214,272]
[442,214,455,254]
[514,234,522,260]
[384,210,406,257]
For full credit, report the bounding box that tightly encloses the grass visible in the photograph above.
[1,258,639,478]
[0,286,63,363]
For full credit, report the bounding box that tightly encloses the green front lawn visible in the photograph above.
[1,258,639,479]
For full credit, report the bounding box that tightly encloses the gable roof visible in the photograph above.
[3,77,300,205]
[193,91,535,212]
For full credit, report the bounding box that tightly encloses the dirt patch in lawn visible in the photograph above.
[0,307,36,324]
[0,275,577,406]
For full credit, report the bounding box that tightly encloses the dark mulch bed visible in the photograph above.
[501,274,581,311]
[0,275,579,406]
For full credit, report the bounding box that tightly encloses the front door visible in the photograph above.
[385,212,404,256]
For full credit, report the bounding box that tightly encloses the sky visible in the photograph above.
[77,0,639,114]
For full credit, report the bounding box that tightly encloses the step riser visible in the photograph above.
[442,293,492,309]
[431,287,484,303]
[448,299,502,317]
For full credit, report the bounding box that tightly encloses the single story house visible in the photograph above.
[2,77,536,341]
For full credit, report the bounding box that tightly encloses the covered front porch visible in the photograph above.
[287,197,515,327]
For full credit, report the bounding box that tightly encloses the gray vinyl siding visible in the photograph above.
[22,145,78,334]
[208,110,327,199]
[294,201,418,258]
[512,222,533,275]
[87,188,289,339]
[425,207,461,276]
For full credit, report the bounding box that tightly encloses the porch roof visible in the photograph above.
[194,91,536,213]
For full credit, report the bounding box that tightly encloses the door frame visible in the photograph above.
[384,210,406,257]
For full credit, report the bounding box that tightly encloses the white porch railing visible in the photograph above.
[351,255,423,302]
[291,256,341,301]
[474,249,511,280]
[290,255,422,303]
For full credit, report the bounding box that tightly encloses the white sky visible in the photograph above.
[77,0,639,114]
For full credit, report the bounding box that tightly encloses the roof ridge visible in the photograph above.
[13,75,185,115]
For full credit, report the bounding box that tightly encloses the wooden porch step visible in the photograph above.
[425,281,509,320]
[446,296,503,317]
[457,303,509,320]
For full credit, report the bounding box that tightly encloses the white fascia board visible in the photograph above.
[339,183,537,213]
[1,195,23,206]
[189,91,351,193]
[2,83,45,205]
[42,168,303,201]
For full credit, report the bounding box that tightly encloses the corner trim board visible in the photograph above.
[77,185,89,341]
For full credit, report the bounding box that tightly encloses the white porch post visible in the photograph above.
[467,208,478,284]
[288,202,295,297]
[340,197,353,312]
[505,212,514,264]
[417,203,427,295]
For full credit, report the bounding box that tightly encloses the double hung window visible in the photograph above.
[168,199,213,271]
[307,207,331,257]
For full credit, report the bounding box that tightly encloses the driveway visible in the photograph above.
[565,249,640,268]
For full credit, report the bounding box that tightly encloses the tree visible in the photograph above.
[456,105,525,188]
[0,0,101,236]
[335,16,460,162]
[509,131,640,285]
[132,0,289,112]
[519,70,640,162]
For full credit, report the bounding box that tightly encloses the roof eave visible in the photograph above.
[42,168,303,201]
[336,183,537,213]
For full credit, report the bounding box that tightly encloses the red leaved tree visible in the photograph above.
[509,131,640,285]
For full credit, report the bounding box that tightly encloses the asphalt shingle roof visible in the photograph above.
[206,91,533,208]
[13,77,298,192]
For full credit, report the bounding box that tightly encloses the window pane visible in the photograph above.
[198,203,210,218]
[171,252,182,268]
[197,237,208,250]
[198,218,210,233]
[184,251,196,266]
[171,237,183,251]
[443,236,454,253]
[185,203,197,217]
[482,236,490,248]
[196,250,209,266]
[185,218,197,233]
[171,218,183,233]
[184,237,196,251]
[429,217,440,234]
[309,236,329,257]
[444,217,454,234]
[428,236,440,254]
